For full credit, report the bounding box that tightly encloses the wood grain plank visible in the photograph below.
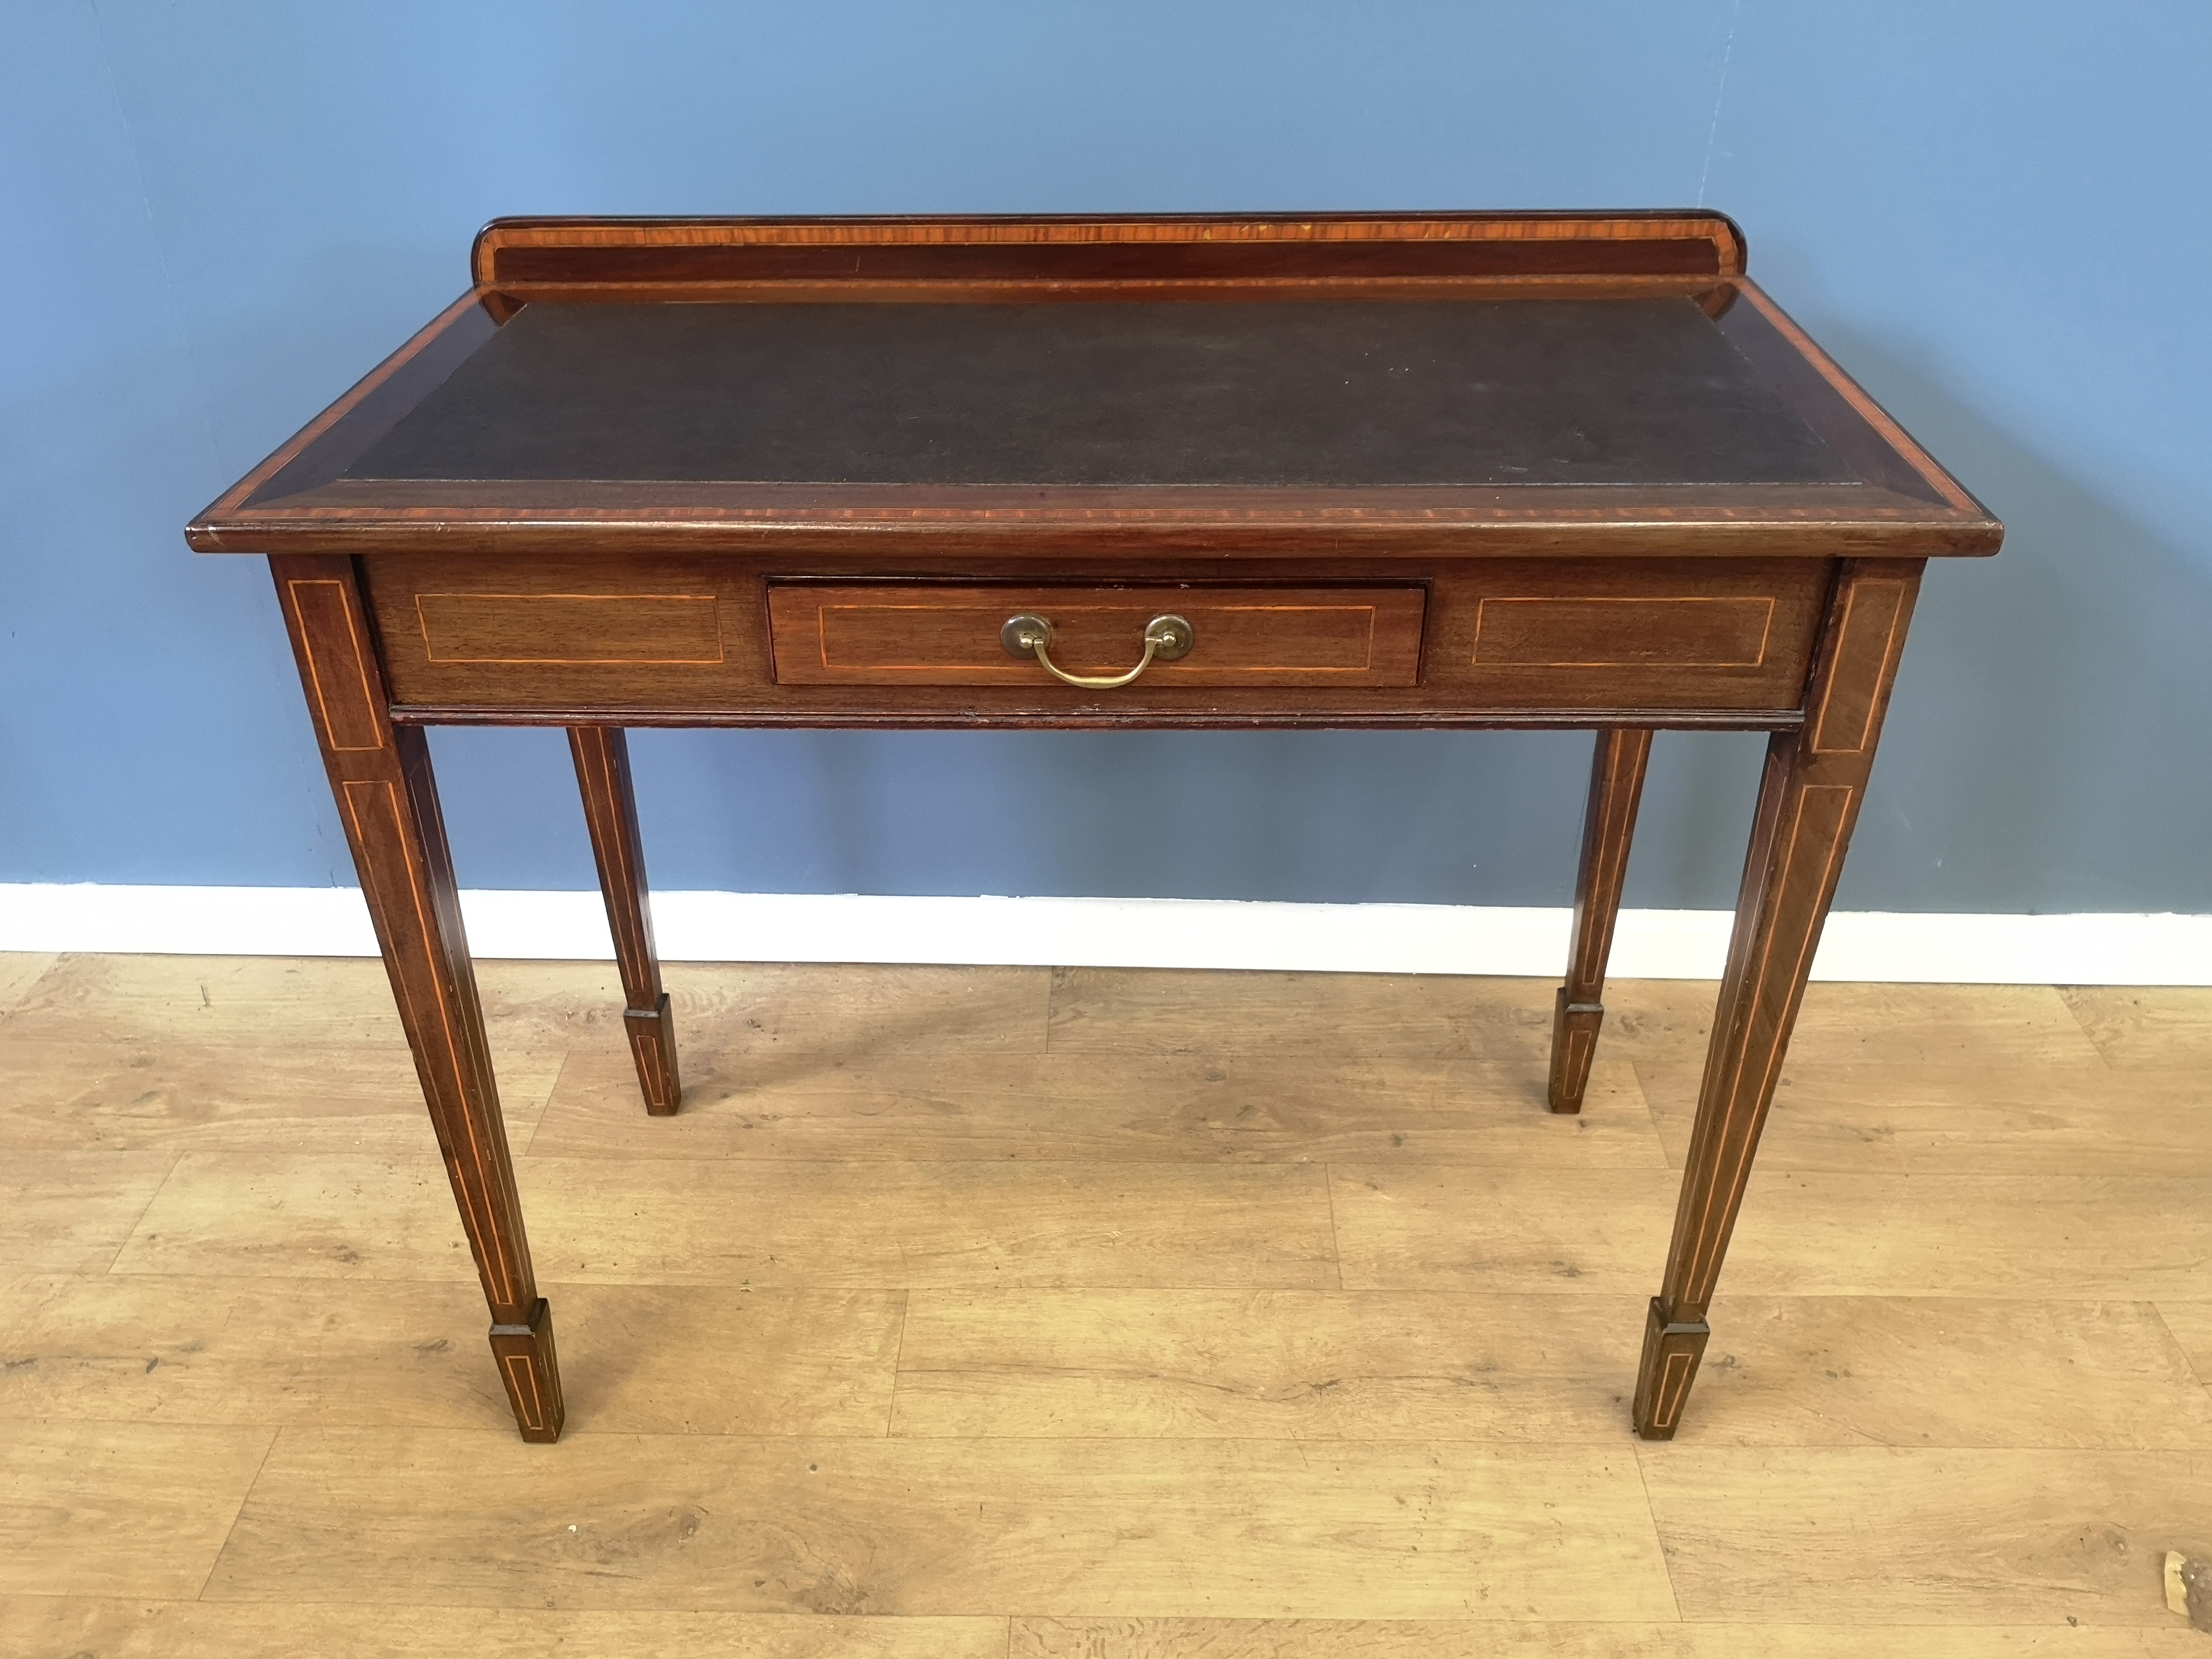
[0,1036,562,1154]
[891,1290,1647,1441]
[2061,988,2212,1072]
[0,1152,176,1275]
[1329,1165,1674,1294]
[0,1275,904,1436]
[109,1154,474,1281]
[1640,1447,2212,1625]
[889,1290,2212,1451]
[0,955,577,1151]
[1634,1059,1911,1175]
[1711,1174,2212,1300]
[529,1045,1664,1167]
[1332,1165,2212,1299]
[1045,968,1557,1061]
[0,1421,274,1598]
[2156,1303,2212,1398]
[550,1285,905,1435]
[652,962,1054,1065]
[0,1598,1007,1658]
[200,1430,1675,1618]
[1680,1297,2212,1449]
[1600,980,2108,1070]
[111,1155,1341,1289]
[1635,1061,2212,1176]
[4,953,610,1053]
[0,1274,513,1430]
[19,963,2212,1643]
[1862,1067,2212,1177]
[1013,1617,2212,1657]
[1,954,418,1044]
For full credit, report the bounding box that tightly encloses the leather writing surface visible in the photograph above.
[346,298,1854,489]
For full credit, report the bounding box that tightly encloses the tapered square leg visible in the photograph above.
[1549,728,1651,1113]
[1634,560,1922,1439]
[1631,1297,1711,1439]
[489,1298,566,1443]
[1549,989,1605,1114]
[571,726,682,1115]
[272,555,562,1443]
[623,991,682,1117]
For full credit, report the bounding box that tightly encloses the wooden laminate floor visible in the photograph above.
[2,950,2210,1656]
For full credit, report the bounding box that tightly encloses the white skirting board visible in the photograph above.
[1,883,2207,985]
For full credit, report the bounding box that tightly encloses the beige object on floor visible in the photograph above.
[2170,1550,2212,1630]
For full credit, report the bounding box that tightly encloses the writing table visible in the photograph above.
[189,212,2002,1443]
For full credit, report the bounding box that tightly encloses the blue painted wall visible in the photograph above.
[5,2,2207,913]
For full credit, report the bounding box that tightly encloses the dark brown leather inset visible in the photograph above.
[347,299,1854,490]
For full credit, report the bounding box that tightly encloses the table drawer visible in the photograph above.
[766,583,1427,688]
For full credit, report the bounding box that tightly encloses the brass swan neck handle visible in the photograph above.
[1000,612,1195,689]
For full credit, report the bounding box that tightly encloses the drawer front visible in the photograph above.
[367,557,756,711]
[1432,560,1831,709]
[365,553,1832,721]
[767,583,1427,688]
[413,591,726,665]
[1472,595,1777,669]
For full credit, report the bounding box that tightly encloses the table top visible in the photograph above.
[189,212,2000,559]
[348,298,1854,490]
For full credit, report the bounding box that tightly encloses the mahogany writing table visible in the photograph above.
[189,212,2001,1443]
